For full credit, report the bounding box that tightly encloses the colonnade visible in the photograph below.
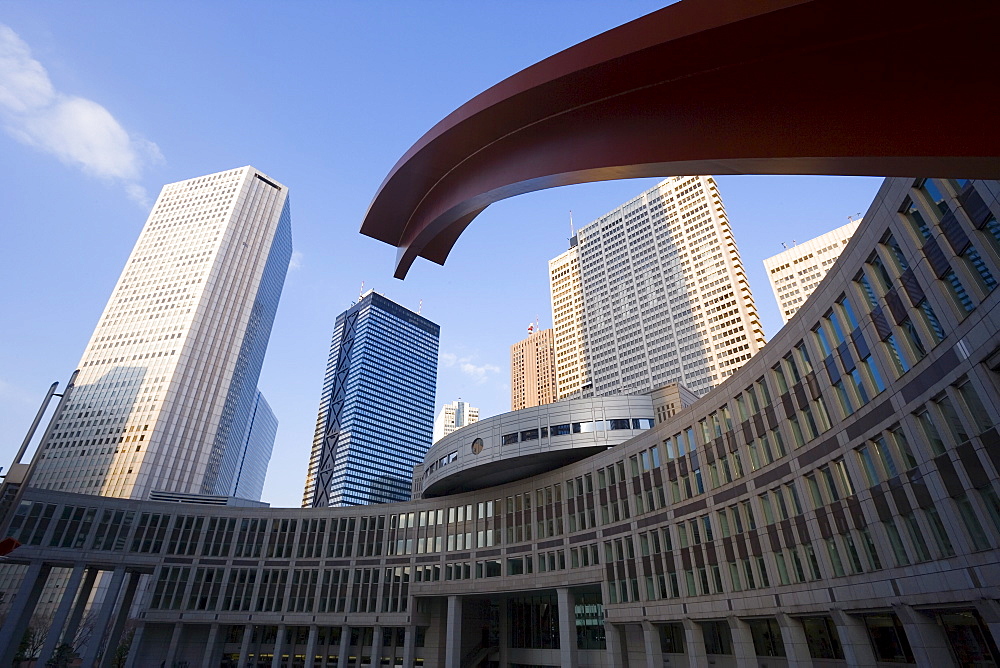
[0,561,145,668]
[3,557,999,667]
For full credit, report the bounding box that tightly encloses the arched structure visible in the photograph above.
[360,0,1000,278]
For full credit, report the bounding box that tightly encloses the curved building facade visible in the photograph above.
[420,396,655,498]
[2,177,1000,667]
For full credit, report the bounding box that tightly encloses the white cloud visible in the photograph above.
[440,352,500,385]
[289,250,304,270]
[0,24,162,202]
[459,361,501,384]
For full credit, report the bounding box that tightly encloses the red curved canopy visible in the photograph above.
[360,0,1000,278]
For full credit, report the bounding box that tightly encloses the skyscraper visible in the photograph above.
[549,244,591,399]
[433,399,480,443]
[304,290,439,508]
[27,166,291,501]
[764,218,861,323]
[510,327,558,410]
[229,390,278,500]
[552,175,765,398]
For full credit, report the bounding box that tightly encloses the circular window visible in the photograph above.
[471,438,484,455]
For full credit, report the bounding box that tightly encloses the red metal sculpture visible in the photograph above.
[360,0,1000,278]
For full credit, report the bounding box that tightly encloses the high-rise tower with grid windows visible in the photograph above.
[764,219,861,324]
[552,176,765,398]
[303,290,439,508]
[510,327,558,411]
[29,166,291,502]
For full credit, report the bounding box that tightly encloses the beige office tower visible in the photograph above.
[549,244,591,399]
[764,218,861,324]
[510,328,558,410]
[28,167,292,501]
[568,175,765,397]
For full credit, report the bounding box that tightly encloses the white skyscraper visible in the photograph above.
[433,399,480,443]
[29,166,291,501]
[763,219,861,324]
[555,176,765,398]
[549,244,591,399]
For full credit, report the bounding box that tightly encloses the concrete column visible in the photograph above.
[80,566,127,668]
[726,616,757,668]
[239,624,254,668]
[830,608,877,666]
[0,561,52,668]
[162,621,185,668]
[63,566,99,648]
[99,571,141,668]
[272,623,287,668]
[894,603,953,665]
[557,588,578,667]
[604,622,626,668]
[642,621,662,668]
[445,595,463,668]
[682,618,707,668]
[122,622,145,668]
[776,613,813,667]
[401,625,417,668]
[201,623,221,668]
[38,563,87,666]
[304,624,318,668]
[337,625,351,668]
[370,625,382,667]
[497,598,509,667]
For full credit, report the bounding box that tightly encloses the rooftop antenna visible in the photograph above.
[359,281,365,300]
[418,299,423,315]
[569,210,575,238]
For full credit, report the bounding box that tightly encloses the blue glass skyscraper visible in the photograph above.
[304,291,439,507]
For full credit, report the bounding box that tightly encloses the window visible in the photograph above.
[802,617,845,660]
[862,613,914,663]
[955,379,993,434]
[702,621,733,655]
[748,618,785,657]
[943,268,975,314]
[914,407,946,456]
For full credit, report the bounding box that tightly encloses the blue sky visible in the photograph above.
[0,2,882,508]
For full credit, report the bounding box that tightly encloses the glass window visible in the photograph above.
[855,271,879,309]
[900,196,932,241]
[956,379,994,434]
[748,618,785,657]
[702,621,733,655]
[935,393,970,445]
[943,268,975,314]
[838,296,859,330]
[961,246,997,294]
[863,613,915,663]
[814,325,832,356]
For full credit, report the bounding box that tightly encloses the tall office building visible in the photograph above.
[549,244,591,399]
[27,167,291,501]
[510,327,558,410]
[229,390,278,501]
[764,218,861,323]
[555,175,765,398]
[433,399,480,443]
[304,290,439,508]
